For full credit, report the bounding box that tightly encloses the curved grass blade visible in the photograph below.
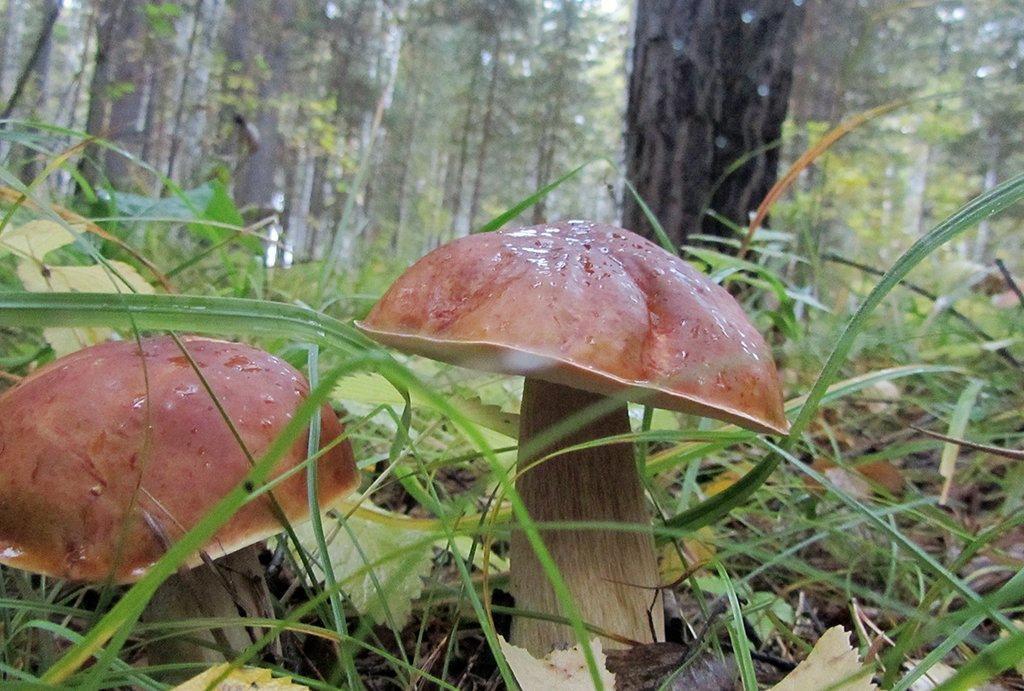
[0,292,367,352]
[474,161,592,234]
[737,99,910,258]
[932,630,1024,690]
[787,172,1024,441]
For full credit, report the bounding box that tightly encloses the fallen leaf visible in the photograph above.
[0,219,82,258]
[3,219,154,356]
[660,527,716,583]
[770,626,876,690]
[333,371,519,437]
[863,379,901,414]
[605,642,736,690]
[904,659,957,690]
[174,664,309,690]
[808,459,904,498]
[701,463,753,497]
[293,501,434,629]
[498,635,615,690]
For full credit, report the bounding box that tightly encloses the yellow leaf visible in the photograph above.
[7,219,155,356]
[333,371,519,437]
[660,527,716,582]
[498,635,616,691]
[701,463,753,497]
[0,219,82,259]
[174,664,309,690]
[771,626,876,691]
[293,500,434,629]
[17,260,153,294]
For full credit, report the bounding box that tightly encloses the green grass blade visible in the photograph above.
[717,563,757,691]
[788,172,1024,440]
[474,161,592,234]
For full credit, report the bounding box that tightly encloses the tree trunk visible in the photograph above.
[6,0,60,182]
[229,2,291,220]
[166,0,222,184]
[0,0,23,101]
[623,0,805,247]
[80,0,150,192]
[466,35,501,234]
[446,47,481,232]
[393,83,423,254]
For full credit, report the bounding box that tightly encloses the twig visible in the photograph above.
[1,0,62,119]
[994,258,1024,310]
[824,252,1022,370]
[910,425,1024,461]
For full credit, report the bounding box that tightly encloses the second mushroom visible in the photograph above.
[358,220,788,654]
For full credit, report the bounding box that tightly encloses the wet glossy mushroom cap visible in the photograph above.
[0,336,358,583]
[358,220,788,434]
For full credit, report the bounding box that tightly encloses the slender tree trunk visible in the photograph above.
[1,0,61,121]
[80,0,150,191]
[305,156,328,261]
[623,0,805,246]
[446,47,481,229]
[229,2,291,219]
[531,113,553,224]
[394,83,423,254]
[972,128,1001,262]
[6,0,60,183]
[0,0,22,99]
[903,142,930,238]
[64,3,96,132]
[166,0,206,182]
[467,35,501,233]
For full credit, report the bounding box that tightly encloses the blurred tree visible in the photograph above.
[81,0,152,191]
[222,1,292,219]
[623,0,806,246]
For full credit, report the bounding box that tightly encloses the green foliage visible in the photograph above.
[1,0,1024,687]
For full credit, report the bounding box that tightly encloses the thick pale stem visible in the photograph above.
[510,378,664,654]
[143,543,276,678]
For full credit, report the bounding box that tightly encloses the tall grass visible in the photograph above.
[0,121,1023,690]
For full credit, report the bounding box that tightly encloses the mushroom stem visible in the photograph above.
[510,378,664,654]
[143,543,276,677]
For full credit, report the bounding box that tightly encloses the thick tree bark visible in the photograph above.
[623,0,805,246]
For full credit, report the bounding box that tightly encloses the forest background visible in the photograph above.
[1,0,1024,689]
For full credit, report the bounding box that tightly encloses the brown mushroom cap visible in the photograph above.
[358,221,788,434]
[0,336,358,583]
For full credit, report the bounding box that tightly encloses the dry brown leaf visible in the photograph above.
[863,379,901,414]
[808,459,904,498]
[770,626,876,691]
[173,664,309,690]
[498,635,616,690]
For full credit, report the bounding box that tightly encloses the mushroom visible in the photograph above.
[0,335,358,670]
[357,220,787,654]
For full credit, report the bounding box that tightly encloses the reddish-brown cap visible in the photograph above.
[0,336,358,583]
[358,221,788,434]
